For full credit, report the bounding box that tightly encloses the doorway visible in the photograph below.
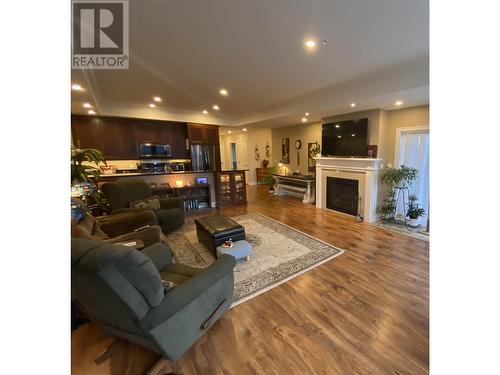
[395,127,429,228]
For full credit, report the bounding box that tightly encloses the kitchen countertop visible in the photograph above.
[100,170,216,178]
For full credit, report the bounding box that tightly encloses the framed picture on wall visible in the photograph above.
[308,142,318,172]
[282,138,290,164]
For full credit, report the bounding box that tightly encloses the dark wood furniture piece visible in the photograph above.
[214,170,247,207]
[71,115,191,160]
[256,167,269,185]
[151,184,211,212]
[195,214,245,256]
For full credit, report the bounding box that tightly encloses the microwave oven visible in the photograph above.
[139,143,172,158]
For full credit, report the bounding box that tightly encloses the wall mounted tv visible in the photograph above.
[322,118,368,157]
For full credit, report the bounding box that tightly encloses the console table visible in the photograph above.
[273,174,315,204]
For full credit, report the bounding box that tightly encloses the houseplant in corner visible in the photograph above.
[260,166,278,193]
[71,144,109,214]
[406,195,425,227]
[378,165,419,223]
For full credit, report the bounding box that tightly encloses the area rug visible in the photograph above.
[164,213,344,306]
[372,220,429,242]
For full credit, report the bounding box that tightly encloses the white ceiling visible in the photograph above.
[71,0,429,128]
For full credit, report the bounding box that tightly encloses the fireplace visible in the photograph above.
[326,177,359,216]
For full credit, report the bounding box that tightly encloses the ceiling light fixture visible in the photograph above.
[301,118,307,122]
[305,40,316,48]
[202,110,208,114]
[335,124,340,128]
[228,130,232,134]
[337,135,341,138]
[149,103,156,108]
[243,128,247,132]
[72,84,83,91]
[219,89,228,96]
[83,103,92,108]
[305,112,310,116]
[88,110,96,115]
[212,105,220,111]
[351,103,356,108]
[352,134,356,137]
[395,100,403,106]
[153,96,162,102]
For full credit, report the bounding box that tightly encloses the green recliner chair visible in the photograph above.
[71,237,235,365]
[101,179,185,234]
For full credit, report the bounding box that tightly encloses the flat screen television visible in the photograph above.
[322,118,368,157]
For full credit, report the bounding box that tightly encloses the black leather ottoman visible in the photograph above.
[195,214,245,256]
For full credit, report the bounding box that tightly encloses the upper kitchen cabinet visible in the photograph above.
[71,115,189,160]
[187,123,219,145]
[72,115,137,159]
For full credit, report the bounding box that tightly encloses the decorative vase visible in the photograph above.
[407,218,419,227]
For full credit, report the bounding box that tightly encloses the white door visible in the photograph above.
[395,128,429,228]
[235,135,249,182]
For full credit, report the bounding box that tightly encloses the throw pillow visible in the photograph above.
[129,195,161,211]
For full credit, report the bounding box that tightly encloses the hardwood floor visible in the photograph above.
[72,185,429,375]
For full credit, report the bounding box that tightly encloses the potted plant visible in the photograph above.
[380,165,418,190]
[378,165,419,222]
[406,195,425,227]
[71,144,109,215]
[260,166,277,193]
[71,144,107,184]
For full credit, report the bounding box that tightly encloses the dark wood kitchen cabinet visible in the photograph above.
[71,115,189,159]
[71,116,137,159]
[187,123,219,145]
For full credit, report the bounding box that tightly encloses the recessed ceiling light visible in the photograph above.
[305,112,310,116]
[337,135,341,138]
[305,40,316,48]
[335,124,340,128]
[395,100,403,106]
[243,128,247,131]
[351,134,355,137]
[219,89,228,96]
[212,105,220,111]
[228,130,232,134]
[83,103,92,108]
[72,84,83,91]
[301,118,307,122]
[88,110,96,115]
[149,103,156,108]
[202,110,208,114]
[351,103,356,107]
[153,96,162,102]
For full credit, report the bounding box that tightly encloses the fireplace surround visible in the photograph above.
[315,157,381,222]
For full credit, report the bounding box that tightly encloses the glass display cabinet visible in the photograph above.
[214,171,247,207]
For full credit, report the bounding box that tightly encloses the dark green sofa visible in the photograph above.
[101,179,185,234]
[71,237,235,361]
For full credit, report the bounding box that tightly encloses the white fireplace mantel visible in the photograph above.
[314,157,382,222]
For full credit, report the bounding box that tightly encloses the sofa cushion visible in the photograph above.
[129,195,161,211]
[157,208,185,234]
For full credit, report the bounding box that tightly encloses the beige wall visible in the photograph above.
[381,105,429,166]
[271,122,322,175]
[271,106,429,174]
[219,128,273,184]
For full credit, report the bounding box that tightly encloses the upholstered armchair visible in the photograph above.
[71,238,235,372]
[71,199,165,248]
[101,179,185,234]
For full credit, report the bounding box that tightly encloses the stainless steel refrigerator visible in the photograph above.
[190,144,221,172]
